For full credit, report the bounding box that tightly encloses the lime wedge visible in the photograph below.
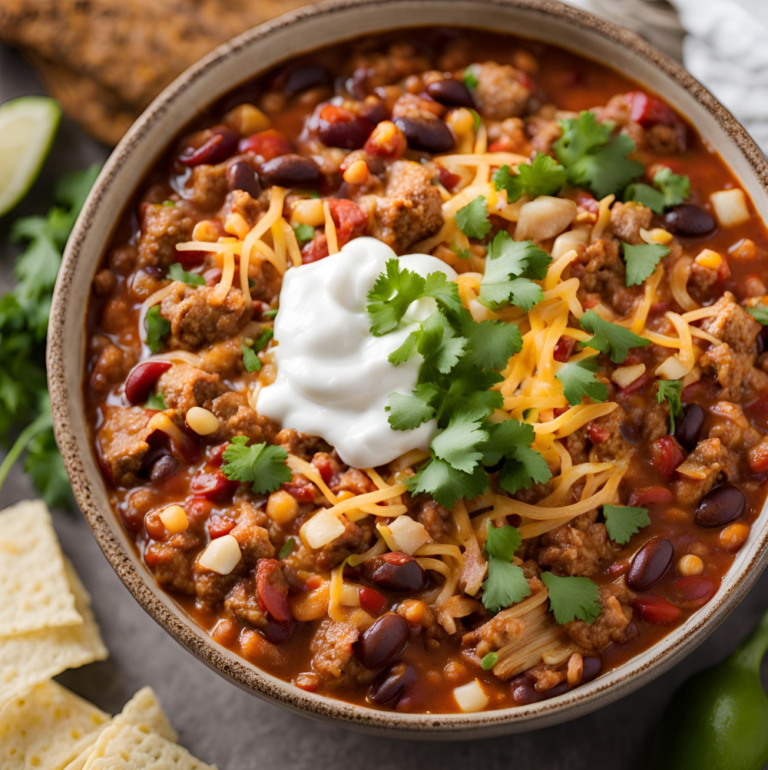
[0,96,61,217]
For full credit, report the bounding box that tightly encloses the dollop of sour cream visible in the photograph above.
[258,237,457,468]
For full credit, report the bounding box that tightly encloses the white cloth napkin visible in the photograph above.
[562,0,768,148]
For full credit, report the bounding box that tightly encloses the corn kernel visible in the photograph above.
[447,107,475,136]
[343,159,369,185]
[224,213,250,240]
[185,407,220,436]
[640,227,673,245]
[159,505,189,534]
[335,490,356,502]
[720,522,750,551]
[266,490,300,525]
[223,103,271,135]
[678,554,704,576]
[695,249,722,269]
[292,198,325,227]
[199,534,241,575]
[729,238,758,260]
[192,220,222,242]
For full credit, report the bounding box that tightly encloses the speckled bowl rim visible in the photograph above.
[48,0,768,739]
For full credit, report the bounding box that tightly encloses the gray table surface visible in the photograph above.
[3,39,768,770]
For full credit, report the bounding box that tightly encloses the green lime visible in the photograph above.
[0,96,61,218]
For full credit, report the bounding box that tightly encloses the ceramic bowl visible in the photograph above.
[48,0,768,739]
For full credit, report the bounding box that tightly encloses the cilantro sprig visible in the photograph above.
[145,305,171,354]
[748,306,768,325]
[0,164,100,508]
[625,167,690,214]
[541,572,601,625]
[556,356,608,406]
[492,154,568,203]
[481,524,531,614]
[657,379,684,432]
[579,310,650,364]
[603,504,650,545]
[221,436,292,495]
[456,196,491,240]
[168,262,205,286]
[622,241,671,287]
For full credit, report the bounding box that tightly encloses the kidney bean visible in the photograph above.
[191,469,239,504]
[628,486,674,507]
[649,435,684,478]
[149,453,178,482]
[180,127,239,166]
[124,361,172,405]
[177,250,207,270]
[260,154,323,188]
[674,403,705,450]
[543,681,570,700]
[510,676,546,705]
[354,613,409,669]
[393,115,454,153]
[582,657,602,682]
[358,98,388,126]
[239,129,293,160]
[672,576,717,609]
[626,91,677,128]
[256,558,293,622]
[620,621,640,646]
[279,63,332,95]
[316,105,373,150]
[371,552,426,592]
[359,586,388,616]
[263,617,296,644]
[633,594,682,625]
[227,161,262,197]
[694,484,746,528]
[368,659,417,705]
[425,78,474,107]
[664,204,717,237]
[627,537,675,591]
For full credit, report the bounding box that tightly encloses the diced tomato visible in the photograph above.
[256,559,293,622]
[363,120,407,159]
[359,586,388,616]
[633,594,682,625]
[239,129,293,161]
[649,301,670,316]
[628,487,674,507]
[620,373,648,396]
[587,423,610,445]
[576,191,599,215]
[650,436,685,478]
[437,164,461,192]
[626,91,678,128]
[301,199,368,264]
[311,453,334,483]
[207,514,236,539]
[670,577,717,609]
[185,496,214,524]
[581,296,600,310]
[282,475,317,503]
[305,574,324,590]
[553,336,577,363]
[191,469,239,504]
[749,442,768,473]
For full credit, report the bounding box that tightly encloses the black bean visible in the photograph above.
[393,116,454,153]
[180,127,239,167]
[354,613,409,669]
[695,483,746,528]
[664,204,716,237]
[368,660,417,705]
[227,161,262,198]
[627,538,675,591]
[260,154,323,188]
[371,553,426,592]
[674,403,705,450]
[149,454,177,482]
[358,99,388,126]
[426,78,474,107]
[278,63,332,96]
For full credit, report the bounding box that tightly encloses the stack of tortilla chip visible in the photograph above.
[0,501,217,769]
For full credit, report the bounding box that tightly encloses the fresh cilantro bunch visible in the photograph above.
[554,111,644,199]
[492,153,568,203]
[368,259,551,509]
[0,165,100,508]
[625,167,690,214]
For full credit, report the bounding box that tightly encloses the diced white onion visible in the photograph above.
[379,516,431,555]
[340,584,360,607]
[453,679,489,713]
[551,225,589,259]
[656,355,689,380]
[710,189,750,228]
[199,535,241,575]
[514,197,577,242]
[301,509,346,550]
[610,363,646,389]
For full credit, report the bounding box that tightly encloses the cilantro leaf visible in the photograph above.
[748,306,768,325]
[221,436,292,494]
[388,330,420,365]
[168,262,205,286]
[470,109,481,132]
[499,445,552,495]
[579,310,651,363]
[279,537,295,559]
[479,231,550,310]
[24,427,72,509]
[624,183,665,215]
[242,343,261,372]
[654,167,690,208]
[292,223,315,246]
[460,319,522,371]
[145,305,170,353]
[463,66,479,90]
[622,241,671,287]
[492,154,568,203]
[253,327,273,352]
[481,523,530,613]
[144,391,167,410]
[456,196,491,240]
[567,133,644,199]
[407,456,489,509]
[367,258,426,336]
[657,379,684,432]
[556,356,608,406]
[385,386,437,430]
[438,365,504,424]
[603,505,651,545]
[423,271,463,317]
[541,572,601,625]
[553,111,612,167]
[481,419,535,466]
[262,308,278,320]
[431,414,488,473]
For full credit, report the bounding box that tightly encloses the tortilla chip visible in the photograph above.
[0,561,107,704]
[81,722,216,770]
[0,681,110,770]
[0,500,82,638]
